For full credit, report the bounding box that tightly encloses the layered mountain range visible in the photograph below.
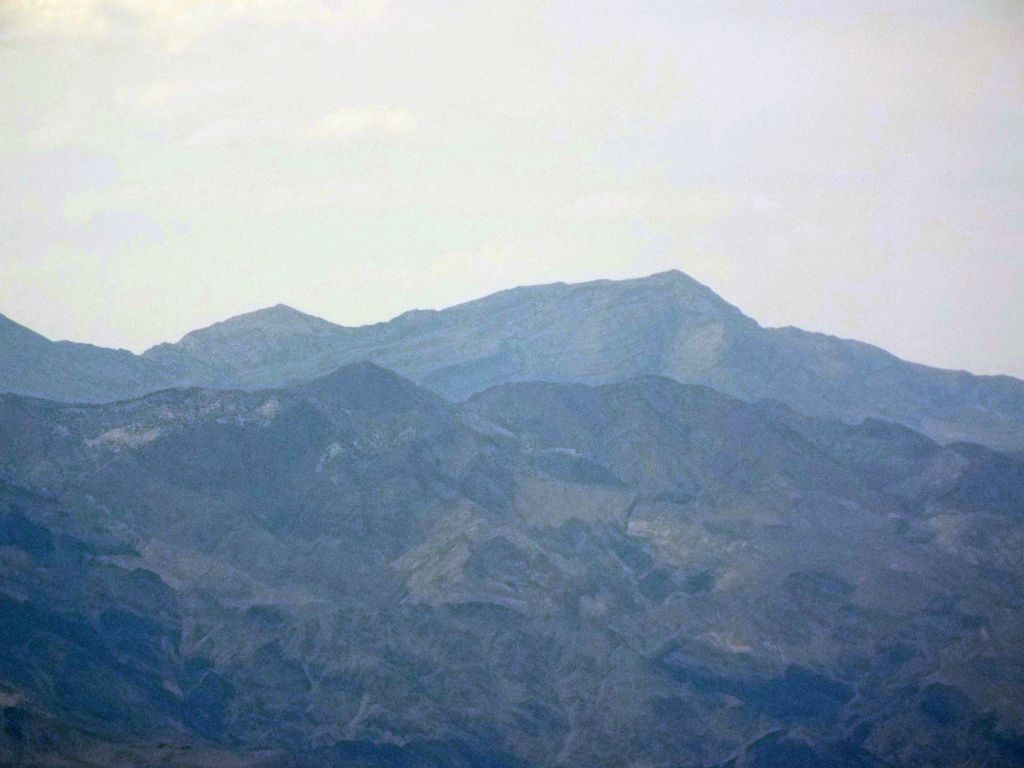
[1,273,1023,767]
[3,271,1024,449]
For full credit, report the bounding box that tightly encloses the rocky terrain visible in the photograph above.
[0,314,176,405]
[3,272,1024,449]
[0,363,1022,767]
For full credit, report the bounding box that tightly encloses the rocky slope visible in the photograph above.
[1,364,1022,767]
[145,272,1024,449]
[3,272,1024,449]
[0,314,178,404]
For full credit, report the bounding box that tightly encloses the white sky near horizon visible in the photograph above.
[0,0,1022,376]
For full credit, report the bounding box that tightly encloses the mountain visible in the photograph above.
[1,365,1023,767]
[145,270,747,393]
[0,313,178,403]
[2,272,1024,449]
[146,271,1024,450]
[144,304,352,387]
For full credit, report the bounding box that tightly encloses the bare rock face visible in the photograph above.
[0,364,1022,767]
[3,271,1024,448]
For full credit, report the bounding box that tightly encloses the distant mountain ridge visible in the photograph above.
[0,313,177,403]
[2,270,1023,449]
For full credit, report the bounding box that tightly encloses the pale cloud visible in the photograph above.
[25,81,196,149]
[182,107,418,148]
[2,0,386,49]
[27,116,91,150]
[113,79,193,108]
[568,189,735,226]
[307,108,418,142]
[2,1,1023,376]
[184,116,285,148]
[1,0,110,38]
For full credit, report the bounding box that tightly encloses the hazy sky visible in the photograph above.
[1,1,1022,377]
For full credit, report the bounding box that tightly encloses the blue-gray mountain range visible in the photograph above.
[1,272,1023,767]
[3,271,1023,449]
[1,363,1022,766]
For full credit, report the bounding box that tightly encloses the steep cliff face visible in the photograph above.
[1,365,1022,767]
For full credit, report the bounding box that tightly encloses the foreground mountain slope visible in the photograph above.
[2,272,1023,448]
[1,365,1022,767]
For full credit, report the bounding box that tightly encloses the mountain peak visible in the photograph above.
[193,303,334,332]
[531,269,747,320]
[171,304,340,350]
[6,273,1024,449]
[422,270,748,328]
[624,269,744,309]
[642,268,696,282]
[0,312,50,346]
[138,304,346,380]
[294,362,450,415]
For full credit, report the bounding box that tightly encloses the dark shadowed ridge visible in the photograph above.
[1,367,1023,766]
[293,361,451,416]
